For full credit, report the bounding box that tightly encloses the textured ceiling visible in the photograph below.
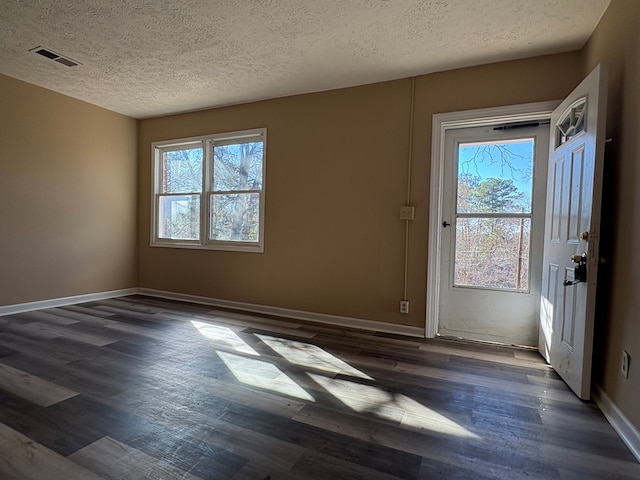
[0,0,611,119]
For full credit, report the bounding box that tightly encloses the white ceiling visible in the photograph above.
[0,0,610,119]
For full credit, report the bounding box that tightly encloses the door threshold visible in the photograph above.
[435,334,538,351]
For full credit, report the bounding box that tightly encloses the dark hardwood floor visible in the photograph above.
[0,295,637,479]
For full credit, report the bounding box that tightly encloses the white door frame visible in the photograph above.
[426,101,560,338]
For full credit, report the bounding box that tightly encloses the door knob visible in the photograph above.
[580,231,589,241]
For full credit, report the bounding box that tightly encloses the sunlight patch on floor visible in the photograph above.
[309,373,478,438]
[256,334,372,379]
[218,351,314,402]
[191,321,259,356]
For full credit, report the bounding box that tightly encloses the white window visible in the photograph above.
[151,128,266,252]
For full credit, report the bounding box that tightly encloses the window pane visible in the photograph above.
[158,195,200,240]
[454,217,530,291]
[162,147,202,193]
[556,98,586,148]
[457,139,533,214]
[210,193,260,242]
[213,141,263,192]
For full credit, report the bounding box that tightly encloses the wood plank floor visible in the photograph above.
[0,295,637,479]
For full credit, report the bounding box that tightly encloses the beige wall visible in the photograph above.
[138,52,581,327]
[0,74,138,305]
[582,0,640,429]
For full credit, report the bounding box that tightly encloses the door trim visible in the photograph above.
[426,101,560,338]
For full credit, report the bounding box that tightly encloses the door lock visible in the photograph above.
[564,253,587,286]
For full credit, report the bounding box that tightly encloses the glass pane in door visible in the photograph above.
[454,138,535,292]
[457,139,534,214]
[454,217,531,290]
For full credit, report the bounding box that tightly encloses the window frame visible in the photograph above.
[151,128,266,253]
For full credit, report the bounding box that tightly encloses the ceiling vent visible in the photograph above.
[29,46,81,67]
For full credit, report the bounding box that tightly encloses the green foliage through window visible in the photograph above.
[454,139,534,291]
[152,129,266,252]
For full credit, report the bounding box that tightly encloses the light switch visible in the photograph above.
[400,206,415,220]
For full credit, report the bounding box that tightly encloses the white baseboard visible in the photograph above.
[0,287,426,338]
[593,385,640,462]
[0,288,138,317]
[138,288,425,338]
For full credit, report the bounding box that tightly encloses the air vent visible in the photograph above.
[55,57,78,67]
[29,46,80,67]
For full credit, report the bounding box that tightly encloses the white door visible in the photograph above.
[539,64,608,400]
[438,124,549,346]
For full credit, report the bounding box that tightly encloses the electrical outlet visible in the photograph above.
[621,350,630,378]
[400,300,409,314]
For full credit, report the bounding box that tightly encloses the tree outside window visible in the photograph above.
[152,129,266,252]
